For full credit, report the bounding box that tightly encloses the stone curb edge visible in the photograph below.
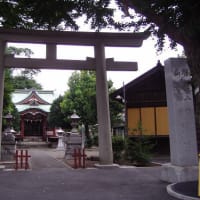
[167,183,200,200]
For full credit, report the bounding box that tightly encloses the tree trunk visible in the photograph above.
[84,123,90,139]
[185,44,200,152]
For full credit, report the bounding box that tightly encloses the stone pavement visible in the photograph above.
[0,148,178,200]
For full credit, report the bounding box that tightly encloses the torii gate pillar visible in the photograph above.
[95,44,113,164]
[0,41,5,160]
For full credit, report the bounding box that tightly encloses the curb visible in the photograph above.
[167,183,200,200]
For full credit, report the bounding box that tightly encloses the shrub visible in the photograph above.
[92,135,98,146]
[112,136,125,162]
[125,136,154,166]
[85,136,93,148]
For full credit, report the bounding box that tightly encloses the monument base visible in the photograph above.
[95,163,119,169]
[160,163,198,183]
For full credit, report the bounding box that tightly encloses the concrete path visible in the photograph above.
[0,167,177,200]
[0,148,177,200]
[29,149,68,170]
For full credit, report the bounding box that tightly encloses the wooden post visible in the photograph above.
[25,150,28,169]
[82,149,86,168]
[20,150,23,168]
[15,150,18,170]
[78,148,81,168]
[73,149,77,169]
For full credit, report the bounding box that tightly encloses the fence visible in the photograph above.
[15,149,31,170]
[72,148,86,169]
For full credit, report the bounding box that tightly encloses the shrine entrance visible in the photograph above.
[24,119,43,136]
[21,111,47,138]
[0,28,148,164]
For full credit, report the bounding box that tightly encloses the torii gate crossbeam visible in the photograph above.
[0,28,148,165]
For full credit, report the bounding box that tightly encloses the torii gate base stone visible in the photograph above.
[0,28,148,165]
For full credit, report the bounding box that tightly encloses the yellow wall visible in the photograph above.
[156,107,169,135]
[127,106,169,136]
[141,107,155,135]
[127,108,140,135]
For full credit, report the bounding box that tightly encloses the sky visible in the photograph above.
[8,37,183,97]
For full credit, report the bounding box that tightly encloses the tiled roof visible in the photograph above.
[12,89,55,113]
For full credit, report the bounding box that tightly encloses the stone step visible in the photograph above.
[0,161,15,170]
[16,141,49,148]
[0,165,5,171]
[23,136,43,142]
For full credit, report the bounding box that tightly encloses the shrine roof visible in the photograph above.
[12,89,55,113]
[15,104,51,113]
[111,61,167,107]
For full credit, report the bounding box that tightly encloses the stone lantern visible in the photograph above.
[2,113,15,142]
[1,113,16,161]
[4,113,13,131]
[70,110,80,133]
[64,111,81,159]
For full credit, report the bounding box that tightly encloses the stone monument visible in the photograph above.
[161,58,198,182]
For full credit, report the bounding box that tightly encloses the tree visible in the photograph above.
[60,71,97,136]
[0,1,114,30]
[6,46,42,89]
[12,76,42,90]
[60,71,123,137]
[48,95,70,130]
[108,80,124,126]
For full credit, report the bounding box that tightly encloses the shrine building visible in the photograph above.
[112,61,169,137]
[12,89,55,140]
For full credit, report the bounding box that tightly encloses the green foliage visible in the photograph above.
[85,135,93,148]
[3,69,19,130]
[0,1,114,31]
[112,136,125,162]
[11,76,42,90]
[109,87,124,126]
[125,136,154,166]
[128,120,145,135]
[6,46,33,57]
[92,135,99,146]
[3,69,14,115]
[60,71,123,137]
[1,1,197,50]
[125,121,154,165]
[48,95,70,129]
[61,71,97,128]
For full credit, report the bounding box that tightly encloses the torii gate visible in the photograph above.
[0,28,148,165]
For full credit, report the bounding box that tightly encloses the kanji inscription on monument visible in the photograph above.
[161,58,198,182]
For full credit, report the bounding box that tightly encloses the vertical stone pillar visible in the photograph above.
[0,41,6,160]
[161,58,198,182]
[95,43,113,165]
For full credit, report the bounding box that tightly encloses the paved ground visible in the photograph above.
[0,148,178,200]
